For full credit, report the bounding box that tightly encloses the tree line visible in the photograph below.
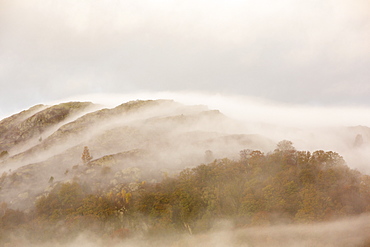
[1,141,370,244]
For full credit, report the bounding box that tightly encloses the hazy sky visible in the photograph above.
[0,0,369,117]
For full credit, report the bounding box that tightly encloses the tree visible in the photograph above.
[77,195,116,220]
[81,146,92,164]
[35,182,84,220]
[239,149,252,163]
[353,134,363,148]
[275,140,295,152]
[295,185,331,222]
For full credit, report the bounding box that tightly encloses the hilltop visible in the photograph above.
[0,100,273,210]
[1,99,370,246]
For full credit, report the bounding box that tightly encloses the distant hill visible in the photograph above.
[0,100,274,210]
[1,99,370,246]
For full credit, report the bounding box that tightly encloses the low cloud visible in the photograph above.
[52,91,370,173]
[57,92,370,128]
[17,214,370,247]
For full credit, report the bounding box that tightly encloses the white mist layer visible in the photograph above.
[52,91,370,172]
[20,214,370,247]
[54,92,370,128]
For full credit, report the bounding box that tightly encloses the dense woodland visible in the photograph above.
[1,141,370,244]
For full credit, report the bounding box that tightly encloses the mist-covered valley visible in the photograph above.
[1,98,370,246]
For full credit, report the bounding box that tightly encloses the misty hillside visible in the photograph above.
[1,99,370,246]
[0,100,274,210]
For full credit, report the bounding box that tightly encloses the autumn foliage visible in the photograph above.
[1,144,370,244]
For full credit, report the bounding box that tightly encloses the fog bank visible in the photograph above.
[56,92,370,128]
[18,214,370,247]
[54,92,370,172]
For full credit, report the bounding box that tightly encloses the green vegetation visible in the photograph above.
[1,143,370,244]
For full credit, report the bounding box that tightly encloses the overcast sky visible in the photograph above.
[0,0,369,118]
